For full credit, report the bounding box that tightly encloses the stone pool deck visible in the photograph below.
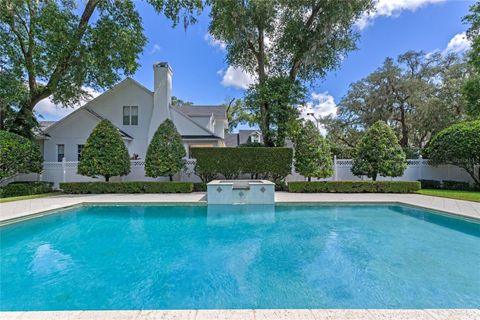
[1,193,479,320]
[1,309,480,320]
[1,192,479,224]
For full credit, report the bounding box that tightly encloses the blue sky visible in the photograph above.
[37,0,475,130]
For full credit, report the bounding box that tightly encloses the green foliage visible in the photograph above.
[190,147,293,182]
[351,121,407,181]
[60,181,193,194]
[0,130,42,182]
[209,0,373,146]
[226,99,255,132]
[288,181,420,193]
[294,121,333,181]
[238,141,263,147]
[424,120,480,186]
[463,2,480,117]
[171,96,193,107]
[0,181,53,198]
[77,120,130,181]
[324,51,471,150]
[193,182,207,192]
[145,119,186,181]
[418,180,442,189]
[442,180,472,191]
[0,0,202,136]
[244,77,306,146]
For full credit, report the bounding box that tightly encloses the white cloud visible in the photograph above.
[443,32,470,54]
[300,92,337,135]
[149,44,161,54]
[220,66,256,90]
[204,32,226,51]
[35,88,101,121]
[356,0,445,30]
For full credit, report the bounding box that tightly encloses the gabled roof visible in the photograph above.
[171,107,222,139]
[180,105,227,120]
[84,109,133,139]
[43,78,151,135]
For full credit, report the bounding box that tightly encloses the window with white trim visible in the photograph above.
[57,144,65,162]
[123,106,138,125]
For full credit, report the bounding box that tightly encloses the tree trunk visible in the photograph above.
[105,175,110,182]
[399,104,409,147]
[308,177,311,182]
[372,173,377,181]
[169,175,173,181]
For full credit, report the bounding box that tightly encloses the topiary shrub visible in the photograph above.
[77,120,131,182]
[0,130,43,183]
[145,119,186,181]
[294,121,333,181]
[351,121,407,181]
[424,120,480,187]
[190,147,293,183]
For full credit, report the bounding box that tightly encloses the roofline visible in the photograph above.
[44,78,152,134]
[171,107,218,137]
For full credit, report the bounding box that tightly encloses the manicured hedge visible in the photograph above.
[418,179,442,189]
[442,180,471,191]
[288,181,421,193]
[190,147,293,182]
[60,182,193,194]
[0,181,53,198]
[193,182,207,192]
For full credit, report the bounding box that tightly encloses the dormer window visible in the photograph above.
[123,106,138,125]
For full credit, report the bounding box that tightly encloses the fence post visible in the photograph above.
[333,155,337,181]
[62,157,66,183]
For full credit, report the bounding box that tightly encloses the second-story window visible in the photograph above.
[123,106,138,125]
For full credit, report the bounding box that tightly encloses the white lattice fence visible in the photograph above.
[9,158,476,188]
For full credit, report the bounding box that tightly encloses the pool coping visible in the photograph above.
[1,308,480,320]
[1,193,479,319]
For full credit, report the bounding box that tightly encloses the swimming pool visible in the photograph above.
[1,203,479,310]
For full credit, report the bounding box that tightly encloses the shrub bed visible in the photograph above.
[193,182,207,192]
[60,182,193,194]
[442,180,471,191]
[190,147,293,182]
[0,181,54,198]
[288,181,420,193]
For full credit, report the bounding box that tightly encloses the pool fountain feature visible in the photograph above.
[207,180,275,204]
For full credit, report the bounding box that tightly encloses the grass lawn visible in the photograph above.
[0,192,62,203]
[417,189,480,203]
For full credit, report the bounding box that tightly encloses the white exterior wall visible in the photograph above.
[90,82,153,158]
[43,110,100,162]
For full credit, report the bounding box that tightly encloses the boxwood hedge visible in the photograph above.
[190,147,293,182]
[288,181,420,193]
[0,181,54,198]
[60,181,193,194]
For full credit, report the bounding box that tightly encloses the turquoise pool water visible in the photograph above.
[1,204,479,310]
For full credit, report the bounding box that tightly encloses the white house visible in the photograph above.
[38,62,227,162]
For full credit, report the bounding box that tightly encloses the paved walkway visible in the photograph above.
[1,192,479,224]
[1,192,479,320]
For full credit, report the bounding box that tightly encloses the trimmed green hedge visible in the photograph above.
[60,182,193,194]
[190,147,293,182]
[0,181,53,198]
[288,181,420,193]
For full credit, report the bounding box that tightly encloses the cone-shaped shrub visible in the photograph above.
[145,119,186,181]
[77,120,130,182]
[351,120,406,181]
[294,121,333,181]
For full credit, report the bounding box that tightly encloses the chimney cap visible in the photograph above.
[154,62,173,73]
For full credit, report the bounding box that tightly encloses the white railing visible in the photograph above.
[8,157,476,188]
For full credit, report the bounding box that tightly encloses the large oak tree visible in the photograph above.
[209,0,373,146]
[0,0,202,138]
